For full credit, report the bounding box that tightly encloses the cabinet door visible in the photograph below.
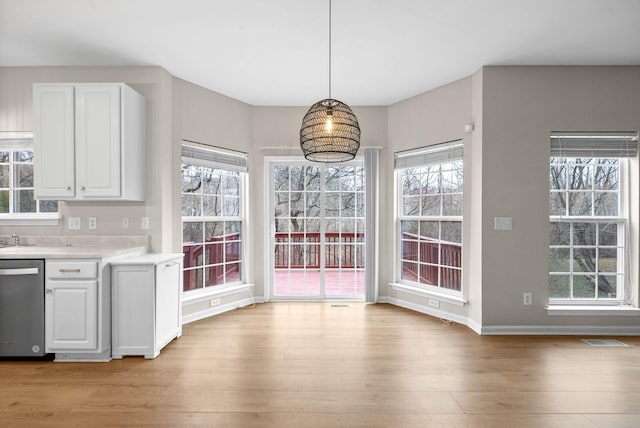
[112,267,154,356]
[33,85,76,199]
[75,85,121,198]
[155,261,181,347]
[45,280,98,351]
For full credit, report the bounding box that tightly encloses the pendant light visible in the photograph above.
[300,0,360,163]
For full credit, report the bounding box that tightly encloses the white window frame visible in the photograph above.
[548,132,637,306]
[181,141,248,298]
[265,156,366,301]
[0,132,59,225]
[394,140,464,297]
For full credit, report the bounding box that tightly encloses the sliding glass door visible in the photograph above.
[269,160,365,300]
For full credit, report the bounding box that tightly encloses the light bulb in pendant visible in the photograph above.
[325,109,333,132]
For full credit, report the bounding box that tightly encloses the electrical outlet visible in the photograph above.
[428,298,440,308]
[141,217,150,230]
[68,217,81,230]
[88,217,97,229]
[209,298,221,307]
[121,217,129,229]
[523,292,532,306]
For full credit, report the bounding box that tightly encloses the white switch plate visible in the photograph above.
[494,216,513,231]
[88,217,97,229]
[141,216,150,230]
[68,217,81,230]
[121,217,129,229]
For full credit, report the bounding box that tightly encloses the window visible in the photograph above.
[181,142,247,293]
[0,132,58,217]
[395,140,463,292]
[549,132,637,304]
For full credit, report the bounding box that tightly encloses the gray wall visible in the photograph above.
[171,77,254,319]
[0,66,174,252]
[252,105,388,298]
[387,76,474,320]
[480,66,640,329]
[3,65,639,333]
[386,66,640,332]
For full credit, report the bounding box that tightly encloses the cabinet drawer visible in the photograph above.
[47,261,98,279]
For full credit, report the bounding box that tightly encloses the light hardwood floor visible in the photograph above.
[2,302,640,427]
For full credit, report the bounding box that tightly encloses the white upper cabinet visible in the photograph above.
[33,83,145,201]
[33,85,76,198]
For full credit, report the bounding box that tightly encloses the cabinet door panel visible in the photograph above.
[156,261,181,346]
[75,85,121,198]
[113,268,154,352]
[33,85,75,198]
[45,280,98,351]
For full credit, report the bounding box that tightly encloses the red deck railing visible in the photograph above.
[183,232,241,291]
[401,232,461,290]
[274,232,364,268]
[184,231,461,291]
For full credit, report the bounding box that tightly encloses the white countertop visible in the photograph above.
[109,253,183,266]
[0,245,148,260]
[0,235,150,260]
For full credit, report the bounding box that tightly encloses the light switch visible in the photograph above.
[494,216,512,231]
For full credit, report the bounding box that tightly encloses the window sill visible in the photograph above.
[546,305,640,316]
[182,283,254,305]
[389,282,467,306]
[0,213,60,226]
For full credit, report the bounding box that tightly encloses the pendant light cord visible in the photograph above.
[328,0,332,100]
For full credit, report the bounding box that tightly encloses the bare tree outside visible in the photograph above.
[0,150,57,214]
[549,157,621,299]
[272,163,365,297]
[182,162,242,291]
[399,160,463,290]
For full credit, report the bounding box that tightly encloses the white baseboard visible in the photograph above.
[467,319,483,335]
[183,295,640,336]
[380,297,640,336]
[383,296,470,327]
[182,297,259,325]
[477,325,640,336]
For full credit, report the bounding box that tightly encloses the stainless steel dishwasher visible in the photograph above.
[0,259,46,357]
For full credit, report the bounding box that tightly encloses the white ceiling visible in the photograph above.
[1,0,640,106]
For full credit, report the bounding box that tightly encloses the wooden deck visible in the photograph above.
[274,268,364,297]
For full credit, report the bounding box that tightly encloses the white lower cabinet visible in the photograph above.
[111,254,182,359]
[45,260,110,360]
[46,280,98,350]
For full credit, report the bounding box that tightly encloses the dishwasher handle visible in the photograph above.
[0,267,39,276]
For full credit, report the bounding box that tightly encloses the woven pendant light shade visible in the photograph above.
[300,98,360,163]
